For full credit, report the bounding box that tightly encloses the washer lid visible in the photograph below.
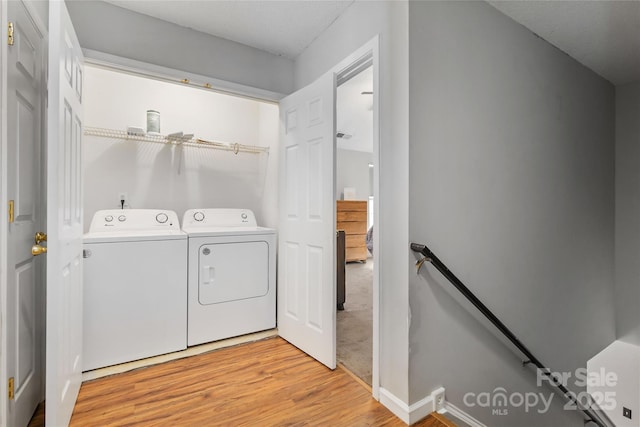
[84,229,187,243]
[184,226,276,237]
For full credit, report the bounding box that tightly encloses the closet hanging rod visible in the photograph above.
[83,127,269,155]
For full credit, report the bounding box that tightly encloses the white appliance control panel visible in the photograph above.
[182,208,257,229]
[89,209,181,232]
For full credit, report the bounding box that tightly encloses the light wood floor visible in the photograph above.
[29,337,451,426]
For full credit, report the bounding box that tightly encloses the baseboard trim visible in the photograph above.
[440,400,487,427]
[82,329,278,381]
[379,387,444,425]
[379,387,412,424]
[379,386,486,426]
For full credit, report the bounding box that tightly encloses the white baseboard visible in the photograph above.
[82,329,278,381]
[379,386,485,427]
[379,387,444,425]
[379,387,413,424]
[440,400,487,427]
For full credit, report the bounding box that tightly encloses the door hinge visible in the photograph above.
[8,200,14,223]
[8,377,14,400]
[8,22,14,46]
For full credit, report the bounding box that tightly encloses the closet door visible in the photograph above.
[46,2,85,425]
[278,71,336,369]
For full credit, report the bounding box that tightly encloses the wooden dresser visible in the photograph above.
[336,200,368,262]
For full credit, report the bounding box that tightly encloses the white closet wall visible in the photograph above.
[82,65,279,231]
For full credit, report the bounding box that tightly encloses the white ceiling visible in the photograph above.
[488,0,640,86]
[103,0,354,59]
[104,1,640,86]
[336,66,373,153]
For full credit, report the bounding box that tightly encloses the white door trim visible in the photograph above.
[82,48,285,103]
[0,2,8,423]
[331,36,381,399]
[0,1,48,425]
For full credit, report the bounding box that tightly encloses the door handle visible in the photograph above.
[201,266,215,285]
[32,244,47,256]
[35,231,47,245]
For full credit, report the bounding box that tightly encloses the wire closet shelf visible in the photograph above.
[83,127,269,155]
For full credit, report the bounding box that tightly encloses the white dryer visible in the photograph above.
[83,209,187,371]
[182,209,276,346]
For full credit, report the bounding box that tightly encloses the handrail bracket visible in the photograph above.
[415,256,430,273]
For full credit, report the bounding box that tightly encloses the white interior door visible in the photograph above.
[46,2,84,425]
[278,71,336,369]
[6,1,45,425]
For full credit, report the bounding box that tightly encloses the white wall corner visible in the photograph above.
[380,387,446,425]
[441,400,488,427]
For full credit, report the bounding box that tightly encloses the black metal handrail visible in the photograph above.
[410,242,614,427]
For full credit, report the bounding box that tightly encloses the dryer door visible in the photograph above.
[199,241,269,304]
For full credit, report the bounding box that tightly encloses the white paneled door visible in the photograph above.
[6,1,45,426]
[46,2,85,425]
[278,71,336,369]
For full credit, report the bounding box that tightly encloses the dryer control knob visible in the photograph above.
[118,215,126,222]
[194,211,205,222]
[241,212,248,220]
[105,215,113,222]
[156,213,168,224]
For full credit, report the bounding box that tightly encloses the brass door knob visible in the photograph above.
[35,231,47,245]
[32,245,47,256]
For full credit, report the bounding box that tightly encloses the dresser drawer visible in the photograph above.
[337,221,367,235]
[346,246,368,262]
[346,234,366,249]
[337,200,367,212]
[337,210,367,222]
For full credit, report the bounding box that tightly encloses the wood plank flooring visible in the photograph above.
[31,337,450,426]
[27,402,44,427]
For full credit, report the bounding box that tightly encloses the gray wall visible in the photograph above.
[615,82,640,346]
[408,2,615,425]
[66,1,293,95]
[336,149,372,200]
[295,1,411,403]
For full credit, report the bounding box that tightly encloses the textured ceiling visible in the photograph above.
[103,0,354,59]
[337,66,373,153]
[102,0,640,85]
[489,0,640,85]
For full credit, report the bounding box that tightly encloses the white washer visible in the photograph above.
[182,208,276,346]
[83,209,187,371]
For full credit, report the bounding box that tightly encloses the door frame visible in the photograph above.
[331,36,381,398]
[0,1,49,425]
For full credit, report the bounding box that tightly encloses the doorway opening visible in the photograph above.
[336,63,374,386]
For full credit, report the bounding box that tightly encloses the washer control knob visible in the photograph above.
[156,213,168,224]
[118,215,126,222]
[105,215,113,222]
[194,211,205,222]
[241,212,248,220]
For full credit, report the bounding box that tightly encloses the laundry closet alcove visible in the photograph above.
[82,65,279,230]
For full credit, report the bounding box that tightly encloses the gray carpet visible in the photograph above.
[337,258,373,385]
